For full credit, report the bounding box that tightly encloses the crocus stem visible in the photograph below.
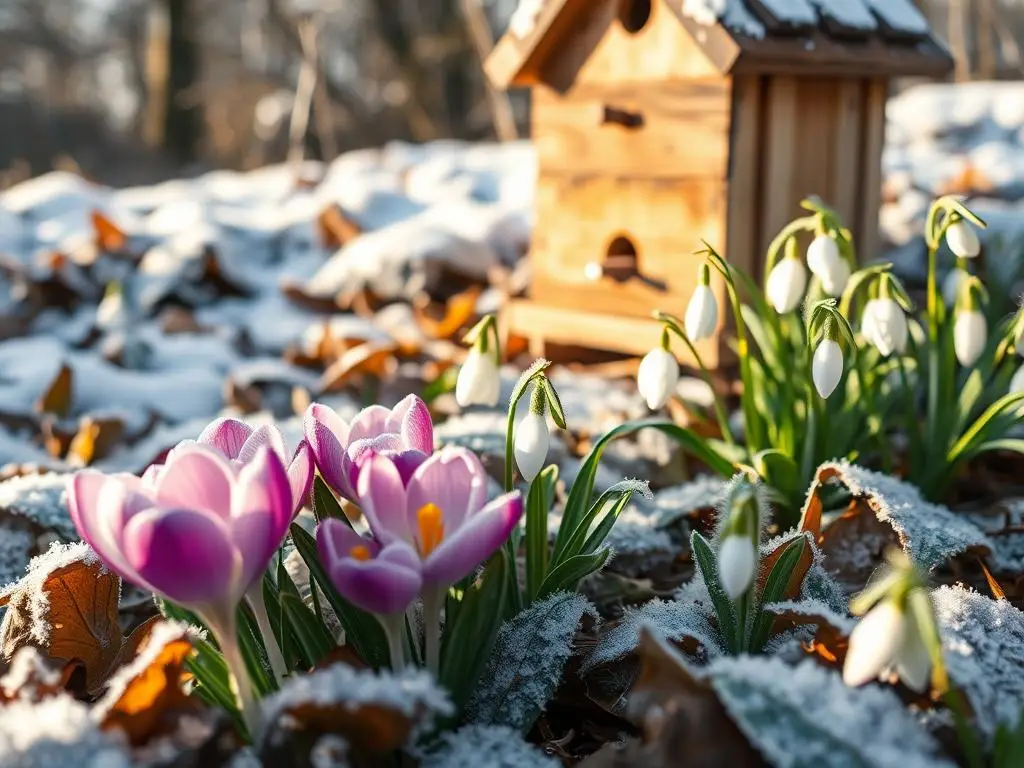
[378,613,406,671]
[422,587,444,675]
[210,617,263,743]
[245,586,288,685]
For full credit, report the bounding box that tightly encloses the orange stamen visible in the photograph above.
[350,545,372,561]
[417,503,445,557]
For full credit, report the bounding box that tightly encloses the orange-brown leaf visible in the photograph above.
[413,286,482,340]
[35,363,73,418]
[91,211,127,253]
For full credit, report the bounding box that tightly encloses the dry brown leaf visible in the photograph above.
[0,555,121,692]
[317,205,363,249]
[318,342,401,393]
[67,416,125,467]
[0,648,79,703]
[412,286,482,340]
[768,608,851,669]
[279,694,415,755]
[91,211,128,253]
[35,363,73,418]
[978,558,1007,601]
[756,532,813,600]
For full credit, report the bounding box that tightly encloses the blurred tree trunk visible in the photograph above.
[164,0,203,164]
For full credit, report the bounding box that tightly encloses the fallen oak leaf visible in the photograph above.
[90,211,128,254]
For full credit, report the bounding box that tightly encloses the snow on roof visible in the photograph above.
[862,0,929,36]
[756,0,818,27]
[808,0,877,31]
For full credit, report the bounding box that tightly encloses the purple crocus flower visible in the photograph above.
[67,443,293,737]
[356,446,523,588]
[303,395,434,501]
[145,417,314,517]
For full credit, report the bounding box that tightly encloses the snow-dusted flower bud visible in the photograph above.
[718,534,756,600]
[862,298,908,357]
[806,234,840,278]
[456,346,500,408]
[685,264,718,341]
[942,267,968,308]
[954,310,986,367]
[637,341,679,411]
[765,256,807,314]
[514,386,549,483]
[812,339,844,399]
[946,220,981,259]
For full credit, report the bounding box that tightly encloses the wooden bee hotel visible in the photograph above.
[486,0,952,363]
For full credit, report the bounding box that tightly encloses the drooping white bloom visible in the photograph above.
[842,600,907,687]
[765,257,807,314]
[1011,366,1024,394]
[861,298,908,357]
[717,534,755,600]
[514,410,549,483]
[685,284,718,341]
[946,220,981,259]
[893,618,932,693]
[819,254,851,297]
[637,347,679,410]
[942,268,967,307]
[455,347,500,408]
[806,234,840,277]
[953,310,987,367]
[812,339,844,398]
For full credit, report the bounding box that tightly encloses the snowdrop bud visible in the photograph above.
[1011,366,1024,394]
[637,343,679,410]
[717,534,756,600]
[842,600,907,687]
[806,234,840,278]
[946,220,981,259]
[514,387,549,483]
[953,310,986,367]
[765,256,807,314]
[455,346,500,407]
[894,618,932,694]
[685,265,718,341]
[819,254,851,298]
[812,339,844,398]
[862,298,908,357]
[942,267,967,308]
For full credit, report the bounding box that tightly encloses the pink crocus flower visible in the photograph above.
[67,443,293,738]
[303,395,434,501]
[148,417,314,516]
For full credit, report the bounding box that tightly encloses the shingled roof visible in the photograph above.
[487,0,953,90]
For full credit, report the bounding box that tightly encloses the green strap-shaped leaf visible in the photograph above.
[536,549,610,600]
[525,465,558,603]
[280,592,336,669]
[690,531,737,653]
[749,535,807,652]
[311,475,348,524]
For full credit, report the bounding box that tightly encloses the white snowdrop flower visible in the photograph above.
[717,534,755,600]
[953,310,986,367]
[893,619,932,694]
[946,220,981,259]
[842,600,907,687]
[862,298,908,357]
[514,406,549,483]
[455,346,500,408]
[765,256,807,314]
[685,285,718,341]
[942,268,967,308]
[1011,365,1024,394]
[637,346,679,410]
[819,254,851,297]
[812,339,844,398]
[806,234,840,278]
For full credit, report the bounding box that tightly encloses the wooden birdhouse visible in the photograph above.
[486,0,952,364]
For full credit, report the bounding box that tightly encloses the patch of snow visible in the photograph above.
[420,725,559,768]
[0,647,62,701]
[756,0,817,27]
[808,0,876,30]
[648,476,726,528]
[682,0,726,27]
[862,0,929,36]
[0,473,76,541]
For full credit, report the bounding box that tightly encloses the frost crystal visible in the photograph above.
[932,585,1024,744]
[263,664,453,736]
[594,504,678,577]
[0,694,131,768]
[813,462,989,569]
[469,592,595,731]
[0,474,76,541]
[709,656,955,768]
[420,725,559,768]
[648,475,725,528]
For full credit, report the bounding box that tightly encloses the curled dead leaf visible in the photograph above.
[318,205,363,249]
[412,286,482,341]
[91,211,128,253]
[318,342,401,394]
[35,363,73,418]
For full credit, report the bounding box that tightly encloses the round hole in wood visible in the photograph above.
[602,235,640,282]
[618,0,652,34]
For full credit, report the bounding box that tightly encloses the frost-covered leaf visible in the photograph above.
[648,476,726,528]
[419,725,559,768]
[966,500,1024,575]
[0,647,67,703]
[469,592,595,732]
[0,474,76,542]
[708,656,955,768]
[932,585,1024,745]
[803,463,989,589]
[0,543,121,691]
[263,663,453,754]
[0,693,131,767]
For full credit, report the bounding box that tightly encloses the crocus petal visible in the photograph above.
[233,447,293,542]
[230,511,277,594]
[406,447,488,534]
[348,405,392,444]
[347,434,404,466]
[842,601,906,687]
[397,395,434,455]
[357,453,414,544]
[316,518,381,564]
[422,492,523,587]
[288,440,315,514]
[327,542,423,616]
[67,472,146,586]
[237,423,288,464]
[198,418,253,460]
[153,444,236,519]
[140,463,164,490]
[304,403,351,497]
[390,450,429,485]
[123,507,238,607]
